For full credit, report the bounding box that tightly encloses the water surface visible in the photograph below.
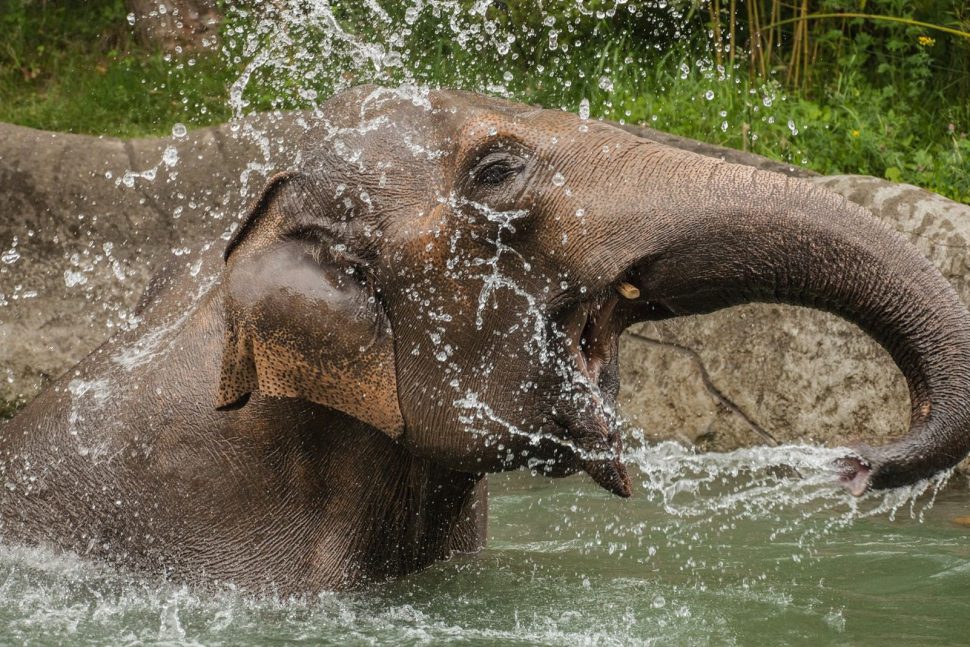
[1,444,966,645]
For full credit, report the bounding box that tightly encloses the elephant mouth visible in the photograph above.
[549,273,674,498]
[561,292,620,387]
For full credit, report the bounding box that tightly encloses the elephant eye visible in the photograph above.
[471,153,525,187]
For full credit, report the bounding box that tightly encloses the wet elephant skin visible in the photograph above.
[2,86,970,592]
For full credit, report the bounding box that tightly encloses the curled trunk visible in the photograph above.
[626,155,970,493]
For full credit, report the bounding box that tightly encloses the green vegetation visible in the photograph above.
[0,1,230,136]
[0,397,20,421]
[1,0,967,202]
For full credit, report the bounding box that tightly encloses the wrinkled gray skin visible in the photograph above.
[2,86,970,593]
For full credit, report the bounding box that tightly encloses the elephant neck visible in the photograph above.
[338,429,485,584]
[232,399,487,590]
[169,281,485,589]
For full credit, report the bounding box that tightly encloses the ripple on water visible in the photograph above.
[0,443,965,645]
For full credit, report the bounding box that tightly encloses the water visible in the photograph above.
[1,446,966,645]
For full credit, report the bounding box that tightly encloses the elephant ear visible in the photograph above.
[216,172,405,439]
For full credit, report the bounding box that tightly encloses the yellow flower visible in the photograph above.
[851,129,861,138]
[918,35,936,47]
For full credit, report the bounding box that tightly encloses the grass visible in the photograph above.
[0,0,967,202]
[0,1,231,137]
[0,396,22,421]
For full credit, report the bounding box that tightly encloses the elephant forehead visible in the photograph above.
[303,86,554,162]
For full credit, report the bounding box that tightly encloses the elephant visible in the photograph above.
[1,85,969,593]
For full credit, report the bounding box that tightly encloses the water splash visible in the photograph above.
[626,441,954,544]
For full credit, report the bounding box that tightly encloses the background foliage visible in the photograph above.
[1,0,967,202]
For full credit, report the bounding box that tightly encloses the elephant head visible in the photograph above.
[215,85,970,497]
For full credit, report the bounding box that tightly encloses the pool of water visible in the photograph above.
[1,443,967,645]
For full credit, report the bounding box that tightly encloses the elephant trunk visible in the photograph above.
[624,155,970,493]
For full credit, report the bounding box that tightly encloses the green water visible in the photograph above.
[1,444,967,645]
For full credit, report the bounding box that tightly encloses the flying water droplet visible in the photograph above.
[171,123,187,138]
[578,98,590,132]
[64,270,87,287]
[704,89,715,100]
[551,172,565,187]
[162,147,178,167]
[1,248,20,265]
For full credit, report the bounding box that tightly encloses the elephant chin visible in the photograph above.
[577,433,633,498]
[546,289,635,498]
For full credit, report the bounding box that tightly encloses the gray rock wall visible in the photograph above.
[2,116,968,470]
[0,114,303,410]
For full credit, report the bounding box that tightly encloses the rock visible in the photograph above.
[1,116,968,479]
[0,114,304,411]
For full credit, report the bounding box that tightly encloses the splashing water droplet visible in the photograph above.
[598,76,613,92]
[171,123,187,138]
[162,147,178,168]
[1,248,20,265]
[705,90,715,100]
[126,12,136,25]
[551,172,565,187]
[578,98,590,121]
[64,270,87,288]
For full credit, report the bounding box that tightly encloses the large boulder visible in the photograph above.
[1,116,968,476]
[0,114,303,413]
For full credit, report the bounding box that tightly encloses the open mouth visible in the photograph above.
[561,272,675,386]
[548,271,676,498]
[561,292,621,388]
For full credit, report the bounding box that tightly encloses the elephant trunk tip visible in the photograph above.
[583,453,633,498]
[835,454,872,497]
